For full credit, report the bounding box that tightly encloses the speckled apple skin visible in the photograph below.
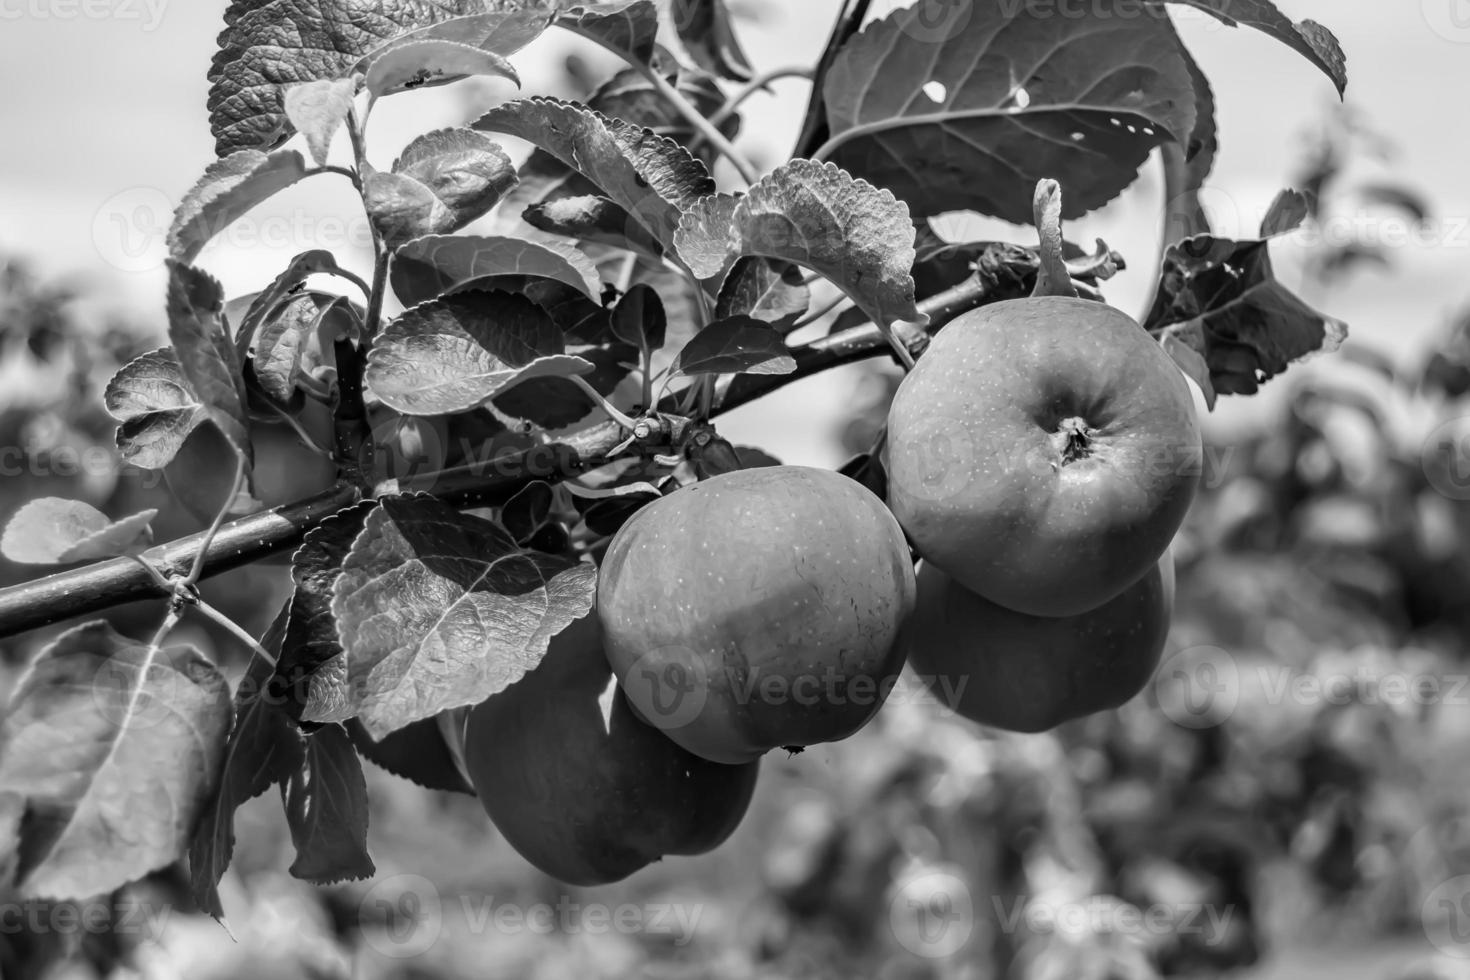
[465,614,759,886]
[597,466,917,764]
[906,554,1175,733]
[884,296,1200,616]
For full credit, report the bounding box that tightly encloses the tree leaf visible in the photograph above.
[350,8,555,69]
[319,494,598,738]
[695,160,925,333]
[716,257,810,332]
[670,0,753,81]
[672,192,740,281]
[674,316,796,377]
[365,132,517,249]
[0,622,232,901]
[1145,190,1346,408]
[282,724,374,884]
[500,480,554,543]
[253,293,356,405]
[168,150,311,263]
[188,602,304,919]
[104,348,206,469]
[821,0,1196,222]
[363,38,520,103]
[610,282,665,352]
[166,261,254,466]
[555,0,659,66]
[1162,0,1346,95]
[366,290,593,415]
[391,233,602,307]
[208,0,549,155]
[491,341,637,428]
[346,717,473,794]
[0,499,156,565]
[282,78,356,166]
[233,249,353,361]
[522,194,664,260]
[473,97,714,252]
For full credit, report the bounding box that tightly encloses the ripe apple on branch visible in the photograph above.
[0,0,1349,916]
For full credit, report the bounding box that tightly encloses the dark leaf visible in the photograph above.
[674,316,796,376]
[282,724,374,884]
[670,0,753,80]
[1145,191,1346,407]
[555,0,659,65]
[1162,0,1346,95]
[315,494,597,737]
[346,717,473,794]
[366,290,593,415]
[716,258,809,332]
[821,0,1196,221]
[500,480,554,543]
[165,261,253,465]
[189,602,304,918]
[611,282,666,352]
[391,234,601,307]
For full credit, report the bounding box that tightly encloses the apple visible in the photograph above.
[884,296,1200,616]
[464,613,759,886]
[598,465,916,764]
[906,553,1175,732]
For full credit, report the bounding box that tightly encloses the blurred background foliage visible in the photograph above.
[5,27,1470,980]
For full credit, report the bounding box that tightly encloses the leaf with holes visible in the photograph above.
[281,724,374,883]
[283,79,356,166]
[474,98,713,251]
[820,0,1196,222]
[168,150,310,262]
[391,234,602,306]
[1145,190,1345,407]
[366,290,593,415]
[189,602,304,918]
[318,494,598,737]
[165,261,253,465]
[0,622,231,901]
[1162,0,1345,95]
[104,348,206,469]
[363,38,519,103]
[692,160,924,335]
[0,499,156,565]
[555,0,659,65]
[674,317,796,377]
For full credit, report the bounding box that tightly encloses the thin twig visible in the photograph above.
[688,67,814,154]
[188,454,246,585]
[637,64,759,184]
[192,599,279,669]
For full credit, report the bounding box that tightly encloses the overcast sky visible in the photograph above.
[0,0,1465,462]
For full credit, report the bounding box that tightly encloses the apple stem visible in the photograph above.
[1055,417,1093,464]
[1031,179,1079,300]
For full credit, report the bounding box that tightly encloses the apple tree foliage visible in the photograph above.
[0,0,1350,920]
